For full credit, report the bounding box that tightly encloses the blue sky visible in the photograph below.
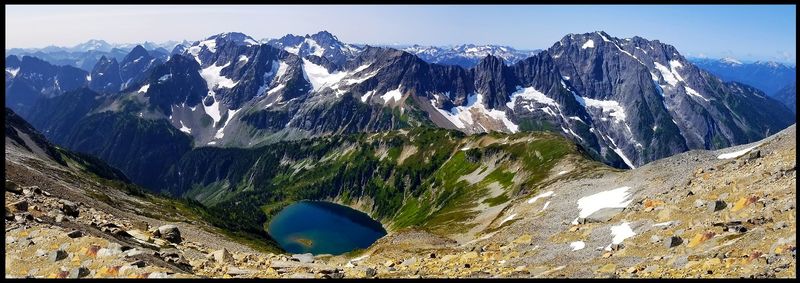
[5,5,796,63]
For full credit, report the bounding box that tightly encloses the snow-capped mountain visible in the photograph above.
[7,31,795,176]
[264,31,363,66]
[403,44,540,68]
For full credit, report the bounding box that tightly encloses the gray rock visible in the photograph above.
[227,267,254,276]
[672,255,689,268]
[10,200,28,211]
[329,272,345,279]
[710,200,727,212]
[155,225,181,243]
[68,267,90,278]
[15,213,33,223]
[694,199,705,208]
[665,236,683,248]
[129,260,146,268]
[291,253,314,264]
[58,200,79,217]
[6,180,22,194]
[365,267,377,277]
[210,249,233,264]
[66,230,83,238]
[50,250,68,262]
[650,235,662,243]
[773,221,788,230]
[55,214,66,223]
[748,150,761,160]
[401,257,418,266]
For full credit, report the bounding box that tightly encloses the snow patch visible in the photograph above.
[437,93,519,133]
[608,222,636,247]
[203,95,223,124]
[380,87,404,104]
[200,62,237,90]
[158,74,172,82]
[137,84,150,93]
[360,90,376,103]
[6,67,20,77]
[581,40,595,49]
[717,144,761,160]
[652,221,673,227]
[214,108,241,139]
[178,120,191,134]
[541,201,551,211]
[576,186,632,219]
[507,86,557,109]
[301,59,347,92]
[684,86,710,102]
[573,95,626,123]
[527,191,554,204]
[570,241,586,251]
[499,213,517,225]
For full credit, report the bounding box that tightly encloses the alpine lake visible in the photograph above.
[267,201,387,255]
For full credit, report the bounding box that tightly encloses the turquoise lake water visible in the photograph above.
[267,201,387,255]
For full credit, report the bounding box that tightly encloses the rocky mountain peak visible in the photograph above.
[206,32,259,46]
[124,45,150,61]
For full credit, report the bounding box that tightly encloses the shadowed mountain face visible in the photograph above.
[5,31,794,191]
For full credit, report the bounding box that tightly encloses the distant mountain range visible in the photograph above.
[5,30,794,192]
[690,57,796,112]
[402,44,540,68]
[5,40,185,71]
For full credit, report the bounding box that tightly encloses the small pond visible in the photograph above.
[267,201,387,255]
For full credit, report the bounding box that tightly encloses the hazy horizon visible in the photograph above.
[5,5,796,64]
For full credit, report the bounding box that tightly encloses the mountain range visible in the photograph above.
[4,31,795,192]
[690,57,796,112]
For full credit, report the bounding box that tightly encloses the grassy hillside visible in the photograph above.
[160,127,600,239]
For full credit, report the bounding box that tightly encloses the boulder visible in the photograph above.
[748,150,761,160]
[50,249,68,262]
[10,200,28,212]
[55,214,67,223]
[155,225,181,243]
[66,230,83,238]
[709,200,727,212]
[291,253,314,264]
[58,200,79,217]
[68,267,90,278]
[365,267,377,278]
[6,180,22,194]
[22,186,41,196]
[129,260,146,268]
[665,236,683,248]
[210,249,233,264]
